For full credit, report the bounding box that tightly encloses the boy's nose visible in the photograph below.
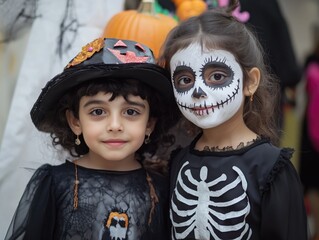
[107,114,123,132]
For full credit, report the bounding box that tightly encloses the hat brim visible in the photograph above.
[31,63,174,132]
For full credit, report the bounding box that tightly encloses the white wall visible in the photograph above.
[278,0,319,64]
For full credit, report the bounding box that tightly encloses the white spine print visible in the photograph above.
[171,162,252,239]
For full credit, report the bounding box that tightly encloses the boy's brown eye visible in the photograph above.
[126,109,138,116]
[92,109,104,115]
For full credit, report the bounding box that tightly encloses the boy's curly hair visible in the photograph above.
[49,78,180,173]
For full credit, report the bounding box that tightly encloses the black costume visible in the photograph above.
[5,161,169,240]
[299,54,319,193]
[170,135,308,239]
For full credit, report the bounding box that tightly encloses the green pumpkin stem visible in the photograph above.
[138,0,156,15]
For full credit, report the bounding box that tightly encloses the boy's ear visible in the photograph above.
[244,67,260,97]
[146,117,157,134]
[66,110,82,135]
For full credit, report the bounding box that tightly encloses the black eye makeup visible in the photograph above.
[199,56,235,90]
[172,61,196,93]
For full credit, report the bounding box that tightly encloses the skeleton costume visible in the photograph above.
[5,38,176,240]
[169,43,308,239]
[170,135,307,240]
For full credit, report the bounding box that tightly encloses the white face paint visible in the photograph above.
[170,43,244,129]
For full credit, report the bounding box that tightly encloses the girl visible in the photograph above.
[5,38,178,240]
[159,1,308,239]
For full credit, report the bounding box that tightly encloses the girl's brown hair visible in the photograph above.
[158,0,280,145]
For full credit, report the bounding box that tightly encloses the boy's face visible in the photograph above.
[73,92,153,169]
[170,42,244,129]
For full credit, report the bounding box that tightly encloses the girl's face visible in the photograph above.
[170,42,244,129]
[74,92,153,168]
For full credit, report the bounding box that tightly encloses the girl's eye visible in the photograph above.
[178,76,193,86]
[210,72,226,82]
[172,65,196,92]
[125,109,139,116]
[201,61,234,88]
[91,109,105,116]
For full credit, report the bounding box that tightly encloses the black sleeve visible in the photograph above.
[260,149,309,240]
[5,164,56,240]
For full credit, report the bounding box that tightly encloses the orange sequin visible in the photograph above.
[66,38,105,68]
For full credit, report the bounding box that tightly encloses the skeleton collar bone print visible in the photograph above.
[170,43,244,129]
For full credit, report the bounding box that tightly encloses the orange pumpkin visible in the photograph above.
[102,0,177,58]
[176,0,207,21]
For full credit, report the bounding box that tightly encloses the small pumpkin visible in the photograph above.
[103,0,177,58]
[176,0,207,21]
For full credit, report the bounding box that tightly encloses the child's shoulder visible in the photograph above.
[37,160,71,169]
[249,141,294,167]
[261,147,295,191]
[31,160,73,179]
[243,141,295,183]
[249,144,296,193]
[250,139,282,159]
[169,139,295,183]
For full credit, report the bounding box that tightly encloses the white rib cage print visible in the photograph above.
[170,161,252,239]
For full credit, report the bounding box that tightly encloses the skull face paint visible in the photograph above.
[170,43,244,129]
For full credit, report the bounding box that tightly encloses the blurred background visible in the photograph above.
[0,0,318,238]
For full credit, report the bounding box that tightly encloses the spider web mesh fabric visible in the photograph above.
[5,161,168,240]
